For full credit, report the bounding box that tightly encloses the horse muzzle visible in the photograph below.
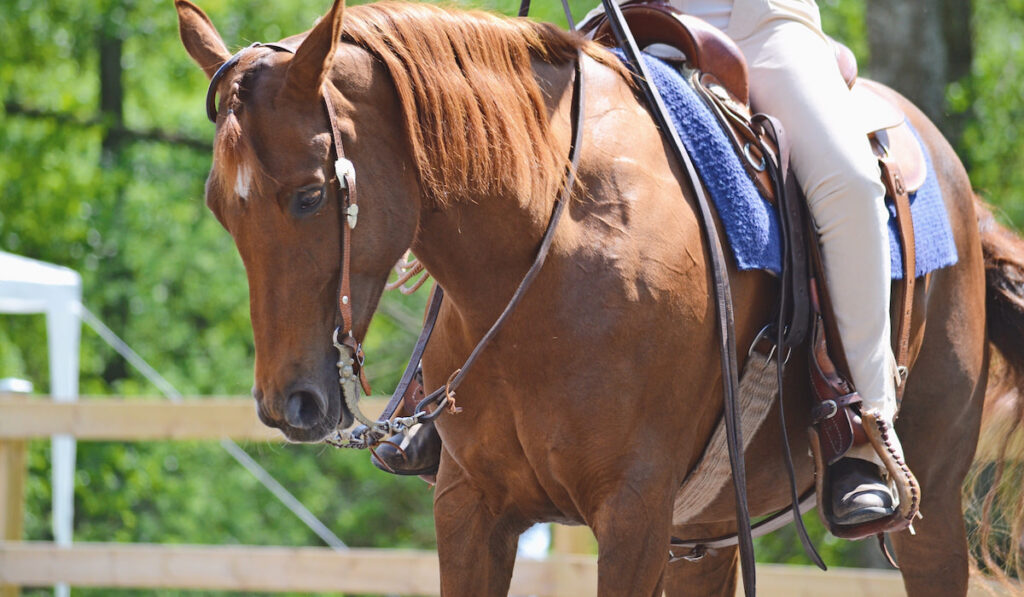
[253,381,352,443]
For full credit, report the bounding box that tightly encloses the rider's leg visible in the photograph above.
[731,8,901,522]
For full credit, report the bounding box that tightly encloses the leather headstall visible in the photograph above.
[206,42,297,123]
[206,41,373,431]
[205,10,586,456]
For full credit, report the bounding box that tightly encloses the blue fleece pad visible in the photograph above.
[883,127,958,278]
[616,50,958,278]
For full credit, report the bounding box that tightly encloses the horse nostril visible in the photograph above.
[284,389,326,429]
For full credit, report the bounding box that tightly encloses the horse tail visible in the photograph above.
[969,196,1024,583]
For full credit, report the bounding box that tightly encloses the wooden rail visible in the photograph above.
[0,396,1009,460]
[0,541,848,596]
[0,542,1017,596]
[0,396,388,441]
[1,397,1018,596]
[0,542,593,595]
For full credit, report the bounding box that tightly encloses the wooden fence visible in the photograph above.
[0,395,1016,596]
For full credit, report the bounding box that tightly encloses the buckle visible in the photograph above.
[821,399,838,420]
[747,324,791,364]
[668,544,713,563]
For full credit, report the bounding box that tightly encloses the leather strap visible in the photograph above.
[375,0,581,431]
[644,44,821,570]
[519,0,577,30]
[206,42,297,123]
[323,82,372,396]
[879,154,915,405]
[753,115,811,351]
[808,280,860,465]
[596,3,754,594]
[810,392,862,423]
[752,115,825,571]
[669,490,816,558]
[691,75,776,202]
[376,286,445,423]
[413,52,586,422]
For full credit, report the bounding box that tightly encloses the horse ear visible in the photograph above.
[176,0,231,80]
[284,0,346,98]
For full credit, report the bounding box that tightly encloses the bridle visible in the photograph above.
[207,40,374,425]
[205,37,586,450]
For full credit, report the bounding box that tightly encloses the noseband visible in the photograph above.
[205,39,585,449]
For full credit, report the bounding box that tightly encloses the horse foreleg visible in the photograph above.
[433,451,522,596]
[664,534,738,597]
[591,484,675,597]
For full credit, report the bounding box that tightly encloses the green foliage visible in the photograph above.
[818,0,868,60]
[1,1,1023,593]
[963,0,1024,223]
[1,2,438,595]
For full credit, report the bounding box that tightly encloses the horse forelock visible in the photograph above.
[209,66,270,205]
[341,2,620,207]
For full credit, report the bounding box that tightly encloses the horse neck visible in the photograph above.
[413,192,556,331]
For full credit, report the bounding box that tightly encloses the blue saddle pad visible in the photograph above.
[617,50,958,279]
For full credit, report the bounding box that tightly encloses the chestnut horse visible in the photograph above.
[176,0,1024,594]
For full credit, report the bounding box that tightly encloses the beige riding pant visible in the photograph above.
[676,0,900,451]
[726,0,900,449]
[587,0,901,448]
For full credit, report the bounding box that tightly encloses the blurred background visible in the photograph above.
[0,0,1020,594]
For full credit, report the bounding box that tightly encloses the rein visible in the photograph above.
[204,12,776,591]
[335,51,586,448]
[204,23,586,451]
[345,0,585,448]
[330,1,585,450]
[593,2,757,594]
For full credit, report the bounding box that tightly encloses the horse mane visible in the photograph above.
[208,3,622,207]
[341,2,619,207]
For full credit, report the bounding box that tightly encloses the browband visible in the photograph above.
[206,42,296,123]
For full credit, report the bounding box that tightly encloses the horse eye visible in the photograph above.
[292,185,325,215]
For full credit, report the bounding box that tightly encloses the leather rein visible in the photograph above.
[592,2,759,594]
[205,11,777,592]
[205,35,586,451]
[336,52,586,449]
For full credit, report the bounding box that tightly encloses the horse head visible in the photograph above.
[176,0,420,442]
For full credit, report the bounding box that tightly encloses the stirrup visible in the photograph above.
[809,410,920,540]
